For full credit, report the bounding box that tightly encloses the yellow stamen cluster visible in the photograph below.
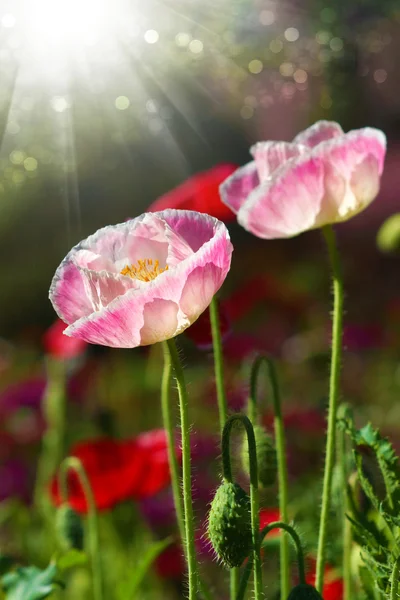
[120,258,169,282]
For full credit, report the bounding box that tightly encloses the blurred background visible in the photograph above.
[0,1,400,596]
[0,0,399,334]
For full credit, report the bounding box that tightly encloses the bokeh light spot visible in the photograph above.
[10,150,25,165]
[248,59,263,74]
[51,96,69,112]
[175,32,191,47]
[374,69,387,83]
[115,96,130,110]
[144,29,159,44]
[189,40,203,54]
[284,27,299,42]
[259,10,274,26]
[24,157,38,171]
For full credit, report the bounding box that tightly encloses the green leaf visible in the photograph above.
[2,562,62,600]
[56,550,87,573]
[118,536,173,600]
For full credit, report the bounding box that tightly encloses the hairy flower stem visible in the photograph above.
[210,296,239,599]
[34,358,66,512]
[209,296,228,432]
[161,343,186,545]
[248,356,290,599]
[337,404,352,600]
[166,338,198,600]
[222,415,263,600]
[59,457,103,600]
[316,225,344,592]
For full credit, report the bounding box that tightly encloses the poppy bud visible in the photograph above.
[377,213,400,254]
[241,425,277,487]
[287,584,324,599]
[56,503,84,551]
[207,482,252,568]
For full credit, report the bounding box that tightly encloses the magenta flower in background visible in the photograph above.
[220,120,386,239]
[49,210,232,348]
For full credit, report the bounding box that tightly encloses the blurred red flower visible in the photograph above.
[184,299,231,349]
[155,543,185,580]
[259,507,281,537]
[43,319,87,359]
[148,164,238,222]
[50,429,175,513]
[306,559,343,600]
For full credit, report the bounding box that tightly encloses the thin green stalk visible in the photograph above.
[161,342,185,544]
[59,457,103,600]
[236,557,254,600]
[316,225,344,592]
[210,296,238,599]
[166,338,198,600]
[230,567,239,599]
[222,414,263,600]
[34,358,66,511]
[260,522,306,585]
[390,557,400,600]
[337,404,352,600]
[209,296,228,431]
[249,356,290,599]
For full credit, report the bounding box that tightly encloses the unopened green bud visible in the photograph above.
[287,584,324,599]
[241,425,277,487]
[56,504,84,552]
[207,482,252,568]
[377,213,400,254]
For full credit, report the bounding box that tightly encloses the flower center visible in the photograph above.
[120,258,169,282]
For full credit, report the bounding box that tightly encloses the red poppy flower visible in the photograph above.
[148,164,238,222]
[259,507,281,537]
[50,429,175,513]
[43,319,87,359]
[155,543,185,580]
[306,559,343,600]
[184,299,231,349]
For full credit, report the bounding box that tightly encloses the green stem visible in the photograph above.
[236,557,254,600]
[249,356,290,599]
[59,457,103,600]
[337,404,352,600]
[209,296,228,432]
[166,338,198,600]
[390,557,400,600]
[34,358,66,511]
[316,225,344,592]
[161,342,185,544]
[222,414,263,600]
[230,568,240,599]
[260,522,306,585]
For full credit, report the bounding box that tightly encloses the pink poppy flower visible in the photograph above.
[220,120,386,239]
[49,210,233,348]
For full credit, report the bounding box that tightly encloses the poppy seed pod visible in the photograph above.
[207,482,252,568]
[241,425,277,487]
[287,584,324,599]
[56,503,84,551]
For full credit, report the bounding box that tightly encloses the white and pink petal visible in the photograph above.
[219,161,260,215]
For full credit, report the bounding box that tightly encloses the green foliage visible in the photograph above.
[1,562,62,600]
[340,418,400,598]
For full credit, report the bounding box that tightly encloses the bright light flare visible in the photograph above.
[5,0,134,80]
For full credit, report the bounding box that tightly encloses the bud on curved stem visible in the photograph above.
[59,457,104,600]
[248,355,289,599]
[222,414,263,600]
[236,521,306,600]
